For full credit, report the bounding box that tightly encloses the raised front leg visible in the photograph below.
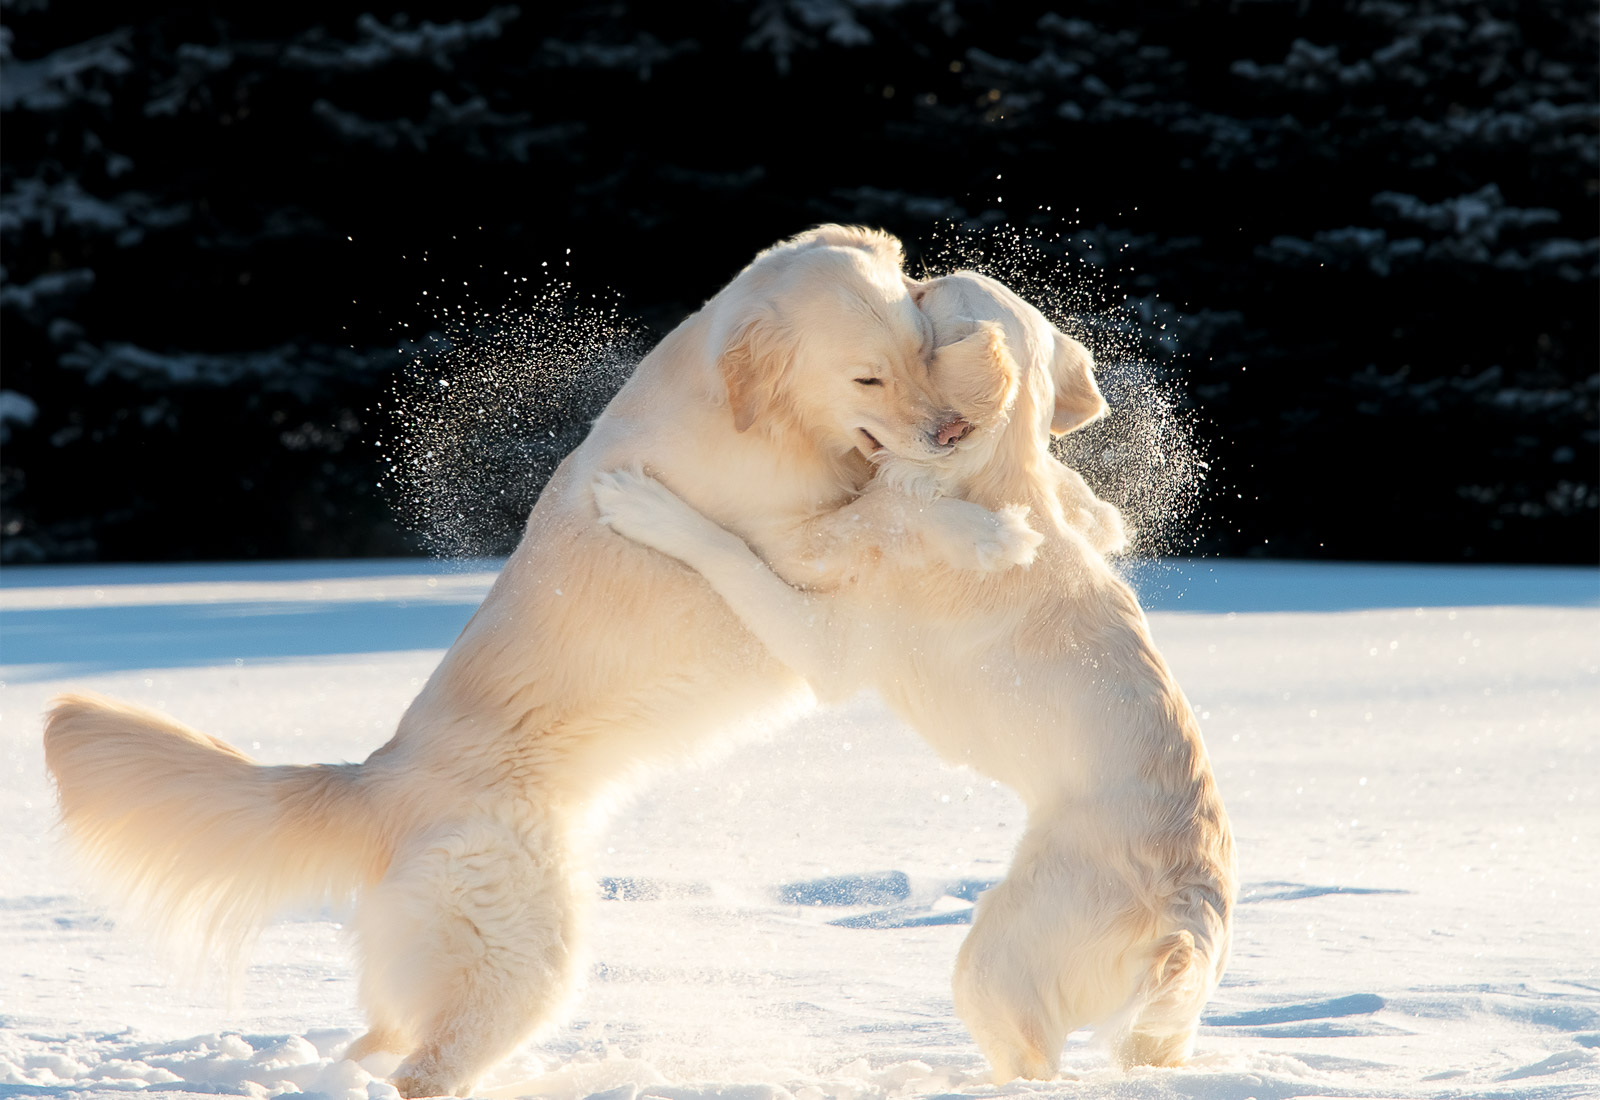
[1053,464,1128,556]
[592,468,857,697]
[778,485,1042,590]
[592,469,1038,696]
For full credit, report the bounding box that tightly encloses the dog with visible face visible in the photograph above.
[594,270,1234,1082]
[42,227,1020,1098]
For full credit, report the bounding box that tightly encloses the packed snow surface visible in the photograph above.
[1,558,1596,1100]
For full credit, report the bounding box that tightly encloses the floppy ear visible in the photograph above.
[719,314,792,433]
[1050,329,1108,435]
[933,323,1018,424]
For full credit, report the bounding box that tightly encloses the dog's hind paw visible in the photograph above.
[390,1064,466,1099]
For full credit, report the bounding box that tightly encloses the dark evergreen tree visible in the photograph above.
[1,2,1594,562]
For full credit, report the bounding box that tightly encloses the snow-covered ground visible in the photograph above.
[2,558,1597,1100]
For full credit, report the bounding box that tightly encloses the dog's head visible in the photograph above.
[929,322,1020,444]
[912,271,1106,445]
[864,320,1021,493]
[714,226,972,462]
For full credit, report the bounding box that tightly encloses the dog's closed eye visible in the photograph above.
[855,377,883,386]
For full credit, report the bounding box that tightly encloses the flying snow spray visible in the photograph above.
[920,221,1214,558]
[379,224,1213,559]
[375,280,647,558]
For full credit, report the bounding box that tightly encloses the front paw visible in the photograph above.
[1086,500,1130,556]
[592,467,692,549]
[925,499,1042,573]
[975,504,1044,572]
[592,467,734,567]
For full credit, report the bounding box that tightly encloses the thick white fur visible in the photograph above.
[593,271,1235,1082]
[42,226,980,1098]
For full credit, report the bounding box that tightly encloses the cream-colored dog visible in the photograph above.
[41,227,1038,1098]
[593,271,1235,1081]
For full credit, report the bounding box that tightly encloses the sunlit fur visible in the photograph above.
[592,271,1235,1083]
[41,225,961,1099]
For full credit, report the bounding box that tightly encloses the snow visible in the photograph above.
[2,559,1597,1100]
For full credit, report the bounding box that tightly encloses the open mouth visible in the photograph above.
[857,428,884,454]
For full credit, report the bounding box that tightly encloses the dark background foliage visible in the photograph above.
[1,0,1595,564]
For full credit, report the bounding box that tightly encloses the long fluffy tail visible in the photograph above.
[42,693,392,956]
[1112,886,1233,1067]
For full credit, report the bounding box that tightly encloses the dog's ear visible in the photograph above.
[719,314,792,433]
[1049,329,1108,435]
[933,323,1018,424]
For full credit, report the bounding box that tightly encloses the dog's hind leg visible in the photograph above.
[356,812,584,1098]
[952,885,1065,1083]
[951,831,1078,1083]
[954,814,1165,1083]
[1118,1023,1195,1068]
[344,1026,408,1063]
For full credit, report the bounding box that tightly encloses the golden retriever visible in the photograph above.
[592,270,1236,1081]
[41,226,1012,1098]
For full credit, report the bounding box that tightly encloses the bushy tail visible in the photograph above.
[42,693,393,958]
[1112,886,1233,1067]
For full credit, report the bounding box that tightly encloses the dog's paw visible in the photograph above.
[1094,500,1132,556]
[592,467,734,565]
[593,468,688,547]
[977,504,1045,572]
[1070,498,1129,557]
[924,498,1041,573]
[390,1065,458,1099]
